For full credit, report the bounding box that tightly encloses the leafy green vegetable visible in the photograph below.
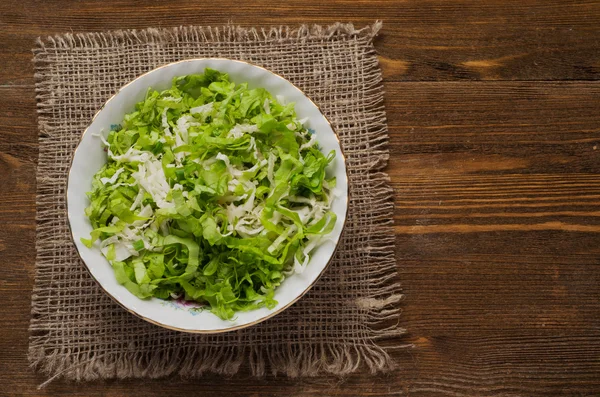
[83,69,337,320]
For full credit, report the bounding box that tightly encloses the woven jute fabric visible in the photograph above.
[30,22,403,385]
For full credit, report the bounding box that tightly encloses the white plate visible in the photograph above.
[67,59,348,333]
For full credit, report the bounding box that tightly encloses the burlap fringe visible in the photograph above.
[33,22,382,54]
[30,22,406,386]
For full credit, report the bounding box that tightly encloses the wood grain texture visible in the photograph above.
[2,1,600,84]
[1,1,600,396]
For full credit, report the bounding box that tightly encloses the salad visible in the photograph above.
[82,69,337,320]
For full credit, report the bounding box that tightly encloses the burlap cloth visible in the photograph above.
[30,21,403,385]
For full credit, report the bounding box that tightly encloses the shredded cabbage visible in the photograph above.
[83,69,337,320]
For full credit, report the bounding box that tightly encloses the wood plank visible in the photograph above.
[1,0,600,85]
[387,81,600,234]
[387,81,600,340]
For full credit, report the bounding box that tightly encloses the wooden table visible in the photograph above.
[2,1,599,396]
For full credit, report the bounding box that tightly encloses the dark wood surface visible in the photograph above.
[1,1,600,396]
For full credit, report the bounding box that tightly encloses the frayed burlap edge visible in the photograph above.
[30,22,405,386]
[33,22,383,52]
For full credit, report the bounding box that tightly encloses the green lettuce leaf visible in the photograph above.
[83,68,337,320]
